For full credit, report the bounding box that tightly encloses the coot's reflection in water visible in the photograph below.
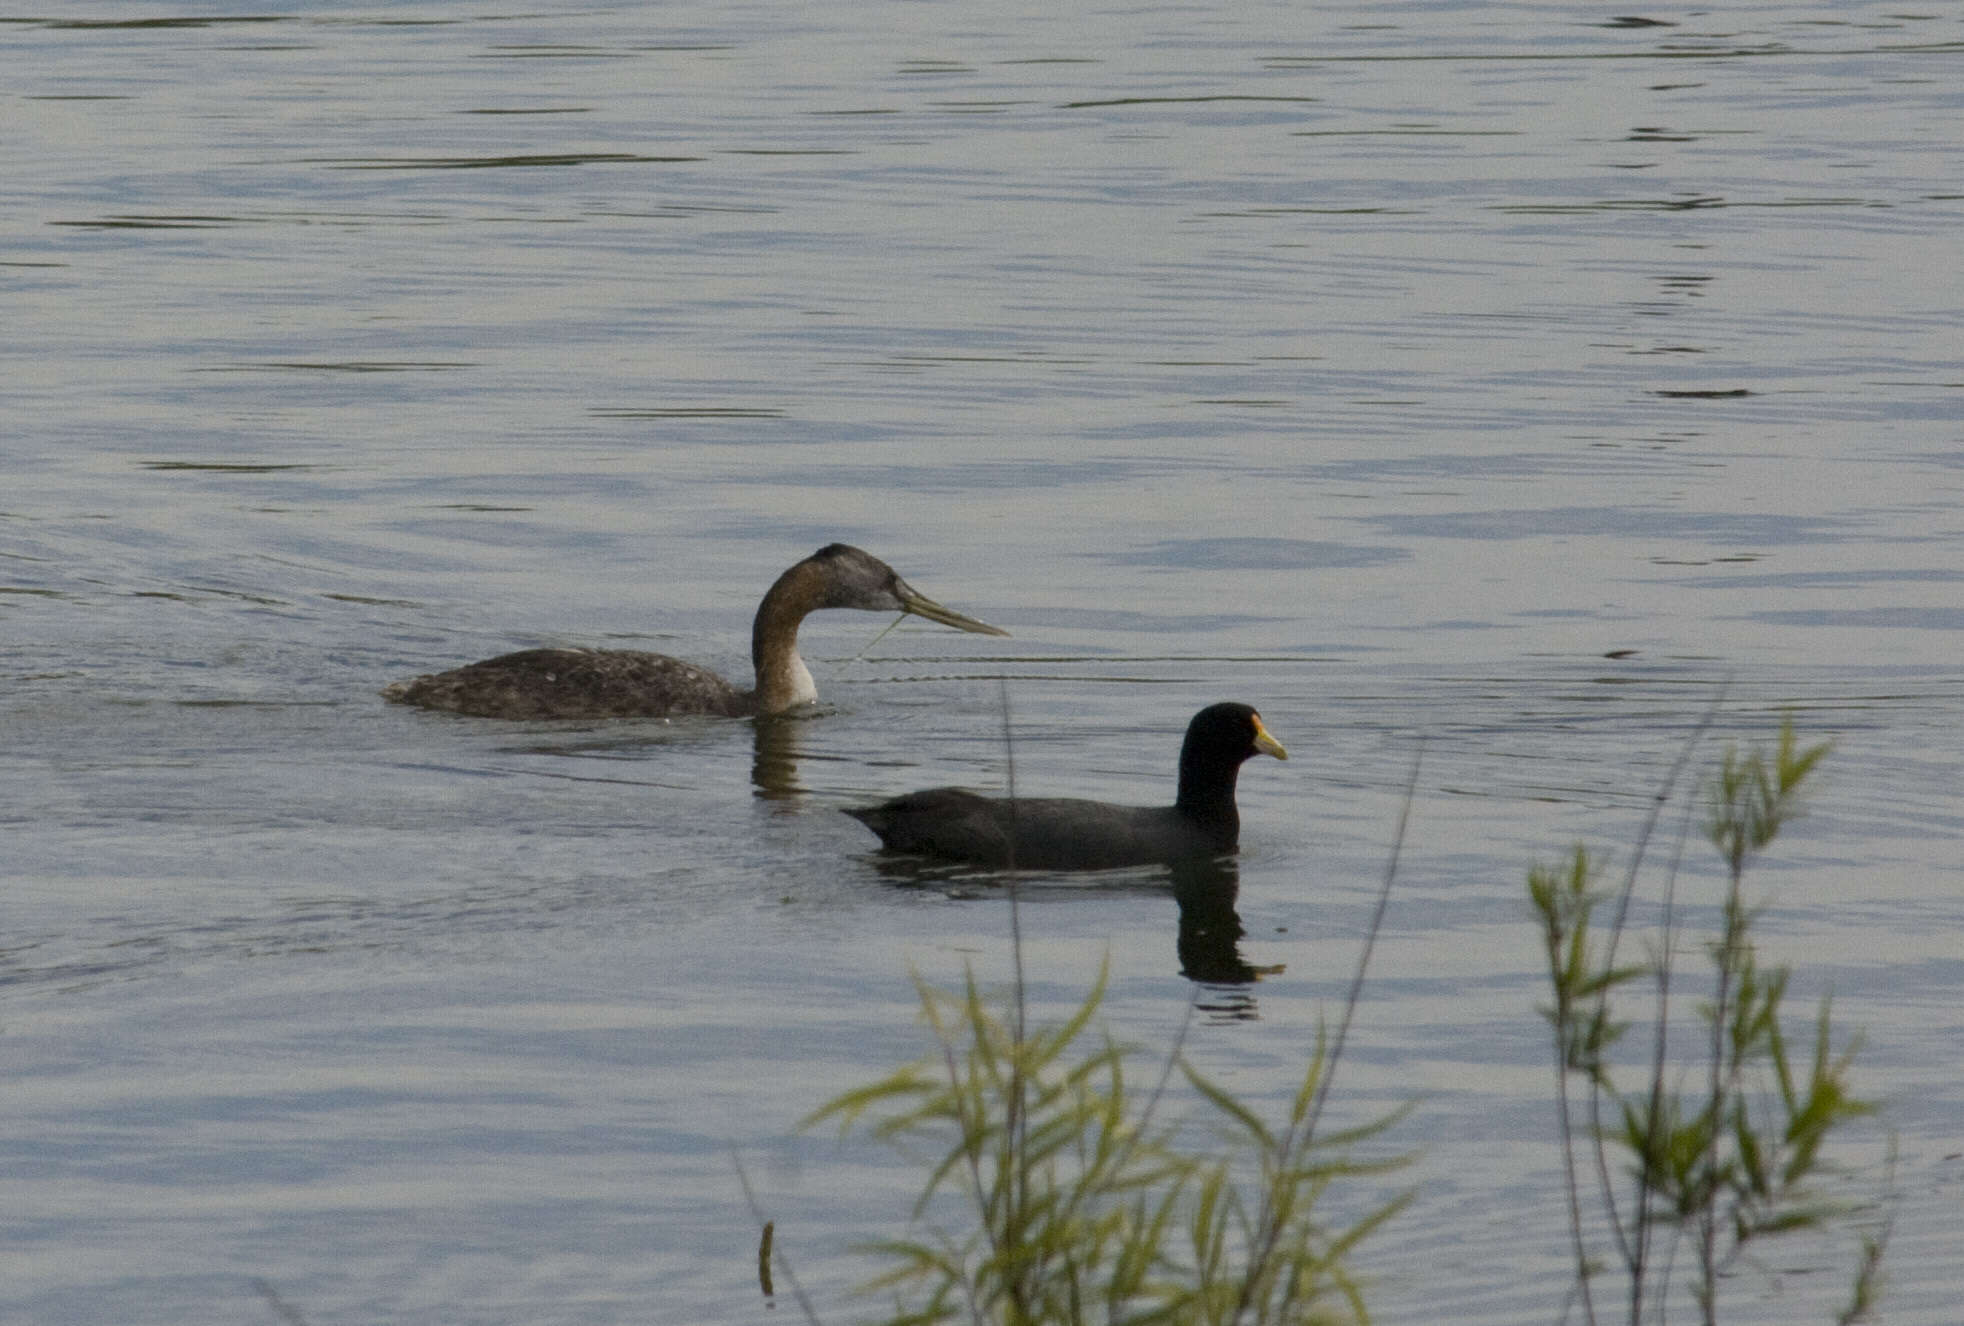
[860,852,1271,1015]
[1170,858,1266,983]
[1171,858,1279,1023]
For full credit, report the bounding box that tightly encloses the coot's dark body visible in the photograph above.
[845,702,1286,869]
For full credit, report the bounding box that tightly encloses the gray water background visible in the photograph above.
[5,3,1962,1323]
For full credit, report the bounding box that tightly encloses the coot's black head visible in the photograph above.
[1172,702,1287,821]
[1182,702,1289,766]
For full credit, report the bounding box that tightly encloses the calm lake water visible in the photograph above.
[5,2,1962,1323]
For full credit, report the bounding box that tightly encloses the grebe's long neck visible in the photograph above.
[750,559,825,714]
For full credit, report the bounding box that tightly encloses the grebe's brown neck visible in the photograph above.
[749,558,826,714]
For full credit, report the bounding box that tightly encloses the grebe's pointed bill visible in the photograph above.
[1251,714,1288,761]
[894,578,1010,637]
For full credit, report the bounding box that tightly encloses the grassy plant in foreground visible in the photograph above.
[805,962,1410,1326]
[1531,719,1888,1325]
[793,739,1422,1326]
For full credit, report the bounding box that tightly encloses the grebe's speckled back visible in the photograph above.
[844,703,1287,870]
[382,543,1007,720]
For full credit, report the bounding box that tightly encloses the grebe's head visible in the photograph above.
[803,544,1008,636]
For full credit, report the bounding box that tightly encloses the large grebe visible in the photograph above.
[383,543,1007,720]
[844,702,1286,869]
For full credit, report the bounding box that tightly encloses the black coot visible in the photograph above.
[845,702,1287,869]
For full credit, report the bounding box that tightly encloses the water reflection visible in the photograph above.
[1171,859,1252,983]
[1172,858,1282,1023]
[861,850,1271,1011]
[750,713,810,800]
